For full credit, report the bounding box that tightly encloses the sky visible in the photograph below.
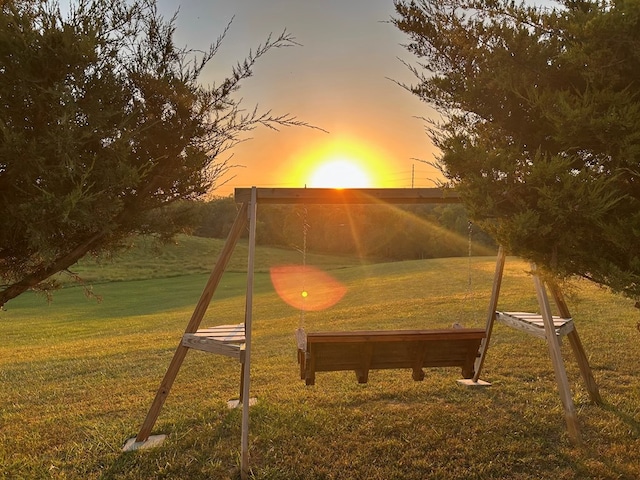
[156,0,442,196]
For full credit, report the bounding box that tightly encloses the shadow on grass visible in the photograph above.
[98,391,637,480]
[557,401,640,480]
[5,272,280,322]
[102,400,326,480]
[103,407,247,480]
[601,401,640,437]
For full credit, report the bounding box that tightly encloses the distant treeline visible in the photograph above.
[190,197,496,260]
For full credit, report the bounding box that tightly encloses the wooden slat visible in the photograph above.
[182,323,246,359]
[182,334,244,360]
[497,312,574,339]
[306,328,486,343]
[191,330,245,342]
[234,187,460,205]
[194,323,246,343]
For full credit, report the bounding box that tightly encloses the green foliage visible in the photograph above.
[191,197,496,260]
[0,0,306,307]
[192,196,239,239]
[393,0,640,300]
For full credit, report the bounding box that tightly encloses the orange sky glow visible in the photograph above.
[289,137,391,188]
[158,0,444,196]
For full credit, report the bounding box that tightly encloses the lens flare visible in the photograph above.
[270,265,347,311]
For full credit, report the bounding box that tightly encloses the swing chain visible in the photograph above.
[467,220,473,295]
[295,206,309,350]
[458,219,473,319]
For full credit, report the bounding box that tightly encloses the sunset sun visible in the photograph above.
[308,158,372,188]
[287,137,393,190]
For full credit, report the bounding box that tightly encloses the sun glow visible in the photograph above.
[308,159,372,188]
[285,137,392,190]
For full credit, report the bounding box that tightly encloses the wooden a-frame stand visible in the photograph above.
[123,188,602,479]
[468,246,602,444]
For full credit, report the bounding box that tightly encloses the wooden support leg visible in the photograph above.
[411,366,425,382]
[298,349,306,380]
[305,349,316,386]
[240,188,258,480]
[547,281,602,405]
[240,357,252,479]
[133,344,189,443]
[306,372,316,386]
[462,344,480,379]
[355,344,374,384]
[239,362,245,404]
[567,330,603,405]
[411,343,427,381]
[533,271,582,445]
[227,357,255,410]
[472,246,506,383]
[355,370,368,384]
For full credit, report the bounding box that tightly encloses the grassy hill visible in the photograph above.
[1,247,639,479]
[52,234,365,286]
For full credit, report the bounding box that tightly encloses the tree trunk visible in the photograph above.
[0,231,106,308]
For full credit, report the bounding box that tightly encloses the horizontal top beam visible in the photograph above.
[234,187,460,205]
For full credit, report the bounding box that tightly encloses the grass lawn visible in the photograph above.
[1,237,639,479]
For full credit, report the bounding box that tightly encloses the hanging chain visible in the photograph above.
[451,219,474,330]
[467,220,473,294]
[453,220,474,329]
[300,205,309,329]
[294,206,310,350]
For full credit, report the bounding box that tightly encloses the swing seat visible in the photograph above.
[298,328,486,385]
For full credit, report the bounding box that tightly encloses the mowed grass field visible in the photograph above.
[1,236,639,479]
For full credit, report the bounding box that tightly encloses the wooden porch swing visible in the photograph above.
[124,187,602,479]
[298,328,486,385]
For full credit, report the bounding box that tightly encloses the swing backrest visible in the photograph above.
[300,328,485,385]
